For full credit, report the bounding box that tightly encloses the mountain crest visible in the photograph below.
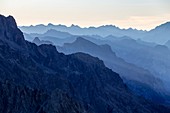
[0,15,26,47]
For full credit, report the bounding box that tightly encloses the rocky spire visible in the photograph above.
[0,14,26,47]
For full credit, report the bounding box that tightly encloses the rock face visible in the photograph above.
[0,15,26,47]
[0,15,169,113]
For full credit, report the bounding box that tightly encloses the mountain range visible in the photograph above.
[27,25,170,105]
[20,21,170,44]
[20,24,146,39]
[2,15,170,112]
[77,35,170,96]
[57,37,169,104]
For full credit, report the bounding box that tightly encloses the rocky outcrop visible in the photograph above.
[0,15,26,47]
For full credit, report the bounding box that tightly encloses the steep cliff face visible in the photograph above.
[0,15,169,113]
[0,15,26,47]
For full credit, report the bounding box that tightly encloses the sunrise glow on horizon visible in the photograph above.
[0,0,170,30]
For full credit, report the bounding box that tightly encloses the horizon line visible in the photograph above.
[2,14,169,31]
[18,21,170,31]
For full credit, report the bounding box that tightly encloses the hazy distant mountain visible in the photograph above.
[20,21,170,44]
[24,30,77,46]
[111,40,170,92]
[57,37,167,103]
[20,24,146,39]
[165,40,170,48]
[142,22,170,44]
[2,14,170,113]
[58,37,158,85]
[30,29,73,38]
[32,37,53,45]
[82,36,170,94]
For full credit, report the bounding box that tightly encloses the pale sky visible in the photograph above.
[0,0,170,30]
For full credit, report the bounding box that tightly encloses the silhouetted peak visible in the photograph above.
[162,22,170,26]
[47,23,54,26]
[70,24,80,28]
[33,37,40,42]
[100,25,116,28]
[105,35,117,39]
[32,37,53,46]
[154,45,169,50]
[7,15,17,28]
[121,36,131,39]
[0,15,17,30]
[0,15,15,23]
[57,24,67,27]
[75,37,113,53]
[76,37,86,41]
[0,14,26,47]
[34,37,40,40]
[44,29,72,37]
[74,37,94,45]
[36,24,45,27]
[154,45,170,53]
[154,22,170,30]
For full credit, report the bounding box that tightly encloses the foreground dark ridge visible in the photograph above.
[0,14,169,113]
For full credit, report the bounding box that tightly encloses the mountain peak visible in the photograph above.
[47,23,54,26]
[154,21,170,30]
[70,24,80,28]
[76,37,86,41]
[0,15,17,29]
[6,15,17,28]
[74,37,94,45]
[33,37,40,42]
[0,15,26,47]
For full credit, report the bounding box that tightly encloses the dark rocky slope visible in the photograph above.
[57,37,166,104]
[0,14,169,113]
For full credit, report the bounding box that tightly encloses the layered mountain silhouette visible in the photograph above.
[20,24,146,39]
[81,36,170,95]
[57,37,166,103]
[58,37,158,85]
[20,21,170,44]
[1,15,170,112]
[25,29,76,46]
[142,22,170,44]
[30,29,73,39]
[27,27,170,105]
